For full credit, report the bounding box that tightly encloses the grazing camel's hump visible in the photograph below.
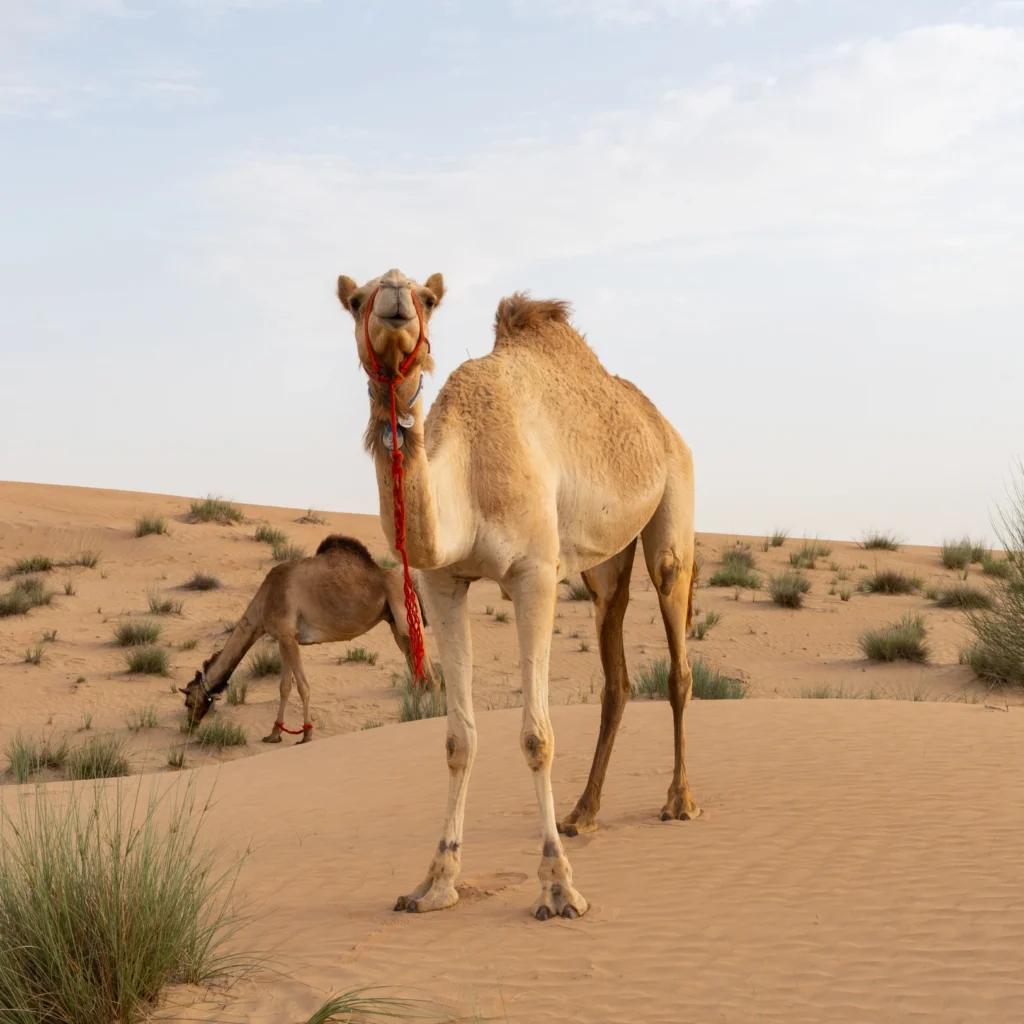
[426,298,688,536]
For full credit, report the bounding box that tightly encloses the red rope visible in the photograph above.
[362,286,430,689]
[275,721,312,735]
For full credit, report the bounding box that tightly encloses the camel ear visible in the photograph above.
[178,687,188,694]
[337,275,360,315]
[423,273,445,308]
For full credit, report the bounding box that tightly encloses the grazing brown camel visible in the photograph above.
[336,268,699,921]
[180,534,436,742]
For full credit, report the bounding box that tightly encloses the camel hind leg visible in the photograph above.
[278,637,314,743]
[640,484,701,822]
[558,538,638,837]
[263,647,293,744]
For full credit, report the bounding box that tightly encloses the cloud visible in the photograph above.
[513,0,772,24]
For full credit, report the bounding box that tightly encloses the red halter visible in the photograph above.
[361,286,430,689]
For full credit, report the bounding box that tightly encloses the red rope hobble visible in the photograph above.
[362,286,430,689]
[275,721,312,735]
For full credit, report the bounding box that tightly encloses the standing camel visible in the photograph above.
[180,534,436,741]
[337,268,699,921]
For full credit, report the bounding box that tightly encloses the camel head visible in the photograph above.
[337,268,445,379]
[179,652,221,726]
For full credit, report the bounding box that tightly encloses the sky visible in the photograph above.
[1,0,1023,546]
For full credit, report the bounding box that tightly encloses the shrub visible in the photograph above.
[135,515,168,538]
[193,720,247,749]
[689,609,721,640]
[24,644,44,665]
[5,732,70,783]
[940,538,973,570]
[860,530,901,551]
[859,614,929,663]
[124,646,169,675]
[563,577,592,601]
[981,553,1012,579]
[936,583,993,611]
[631,656,744,700]
[181,572,221,591]
[247,645,281,678]
[271,538,306,562]
[124,706,159,732]
[6,554,53,577]
[253,523,287,546]
[769,529,789,547]
[114,618,162,646]
[859,567,922,595]
[0,777,244,1023]
[187,495,244,525]
[788,539,831,569]
[344,647,378,665]
[0,575,55,617]
[769,570,812,608]
[226,679,249,706]
[297,508,327,525]
[708,550,761,590]
[65,735,132,779]
[148,590,183,615]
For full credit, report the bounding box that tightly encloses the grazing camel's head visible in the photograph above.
[179,652,221,726]
[337,268,445,378]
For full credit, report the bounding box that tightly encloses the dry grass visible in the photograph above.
[769,570,811,609]
[631,657,745,700]
[147,590,183,615]
[859,530,901,551]
[0,576,55,618]
[247,644,281,678]
[344,647,379,665]
[135,515,167,538]
[788,538,831,569]
[708,546,761,589]
[769,529,789,548]
[859,566,922,595]
[563,577,592,601]
[181,572,221,591]
[193,720,247,749]
[64,735,132,780]
[935,583,994,611]
[689,609,721,640]
[860,613,929,663]
[124,646,169,675]
[113,618,162,646]
[187,495,244,525]
[271,538,306,562]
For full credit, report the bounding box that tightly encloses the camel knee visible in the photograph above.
[521,728,553,773]
[653,549,683,597]
[445,729,475,772]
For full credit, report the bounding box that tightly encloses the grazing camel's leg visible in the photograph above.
[508,561,587,920]
[280,638,314,744]
[559,538,638,837]
[393,569,475,913]
[641,490,700,822]
[263,651,294,744]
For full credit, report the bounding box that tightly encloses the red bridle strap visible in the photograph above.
[361,286,430,689]
[275,721,312,735]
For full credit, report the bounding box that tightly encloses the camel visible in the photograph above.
[336,268,700,922]
[180,534,436,741]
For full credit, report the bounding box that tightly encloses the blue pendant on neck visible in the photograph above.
[383,423,405,451]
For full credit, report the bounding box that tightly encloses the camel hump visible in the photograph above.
[493,292,572,342]
[314,533,377,568]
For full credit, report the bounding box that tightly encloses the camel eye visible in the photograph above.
[423,296,435,310]
[350,297,361,313]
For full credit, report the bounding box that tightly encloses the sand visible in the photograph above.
[2,481,1023,1021]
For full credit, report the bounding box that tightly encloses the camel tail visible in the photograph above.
[493,292,572,342]
[685,557,699,634]
[202,587,268,694]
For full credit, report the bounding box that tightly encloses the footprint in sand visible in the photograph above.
[456,871,528,902]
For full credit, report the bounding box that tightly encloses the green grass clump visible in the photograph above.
[124,706,159,732]
[631,656,744,700]
[147,590,183,615]
[859,566,922,595]
[179,637,199,651]
[124,646,169,675]
[253,523,287,546]
[563,577,592,601]
[23,644,45,665]
[135,515,167,538]
[397,673,447,722]
[859,530,901,551]
[708,547,761,590]
[226,679,249,706]
[75,550,101,569]
[769,529,789,547]
[187,495,244,525]
[64,735,132,780]
[5,732,71,783]
[0,776,244,1023]
[788,538,831,569]
[689,609,721,640]
[6,554,53,577]
[936,583,994,611]
[940,537,985,570]
[193,720,247,749]
[980,553,1012,579]
[0,576,55,617]
[859,613,929,663]
[769,570,812,608]
[839,585,852,602]
[271,538,306,562]
[305,989,437,1024]
[181,572,221,591]
[114,618,162,646]
[63,578,76,595]
[344,647,379,665]
[247,645,281,678]
[494,610,510,623]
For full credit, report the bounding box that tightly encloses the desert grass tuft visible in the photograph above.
[23,644,44,665]
[4,732,71,783]
[839,585,852,602]
[397,674,447,722]
[494,610,510,623]
[769,529,789,547]
[0,576,55,617]
[187,495,244,525]
[859,613,929,663]
[64,734,131,779]
[980,552,1012,579]
[247,645,281,678]
[708,547,761,589]
[226,679,249,706]
[859,529,901,551]
[271,538,306,562]
[563,577,592,601]
[124,646,169,675]
[361,719,384,731]
[193,720,247,749]
[5,554,53,577]
[253,523,287,546]
[179,637,199,651]
[788,538,831,569]
[769,570,811,608]
[305,988,438,1024]
[148,589,183,615]
[63,578,76,596]
[935,582,994,611]
[114,618,162,646]
[167,746,187,770]
[859,566,922,595]
[0,775,245,1023]
[135,515,168,538]
[689,609,721,640]
[297,508,327,525]
[939,536,986,570]
[631,656,744,700]
[74,549,101,569]
[343,647,378,665]
[181,571,221,591]
[124,705,159,732]
[800,682,860,699]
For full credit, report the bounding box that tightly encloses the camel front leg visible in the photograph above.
[509,562,588,921]
[263,653,293,744]
[394,570,475,913]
